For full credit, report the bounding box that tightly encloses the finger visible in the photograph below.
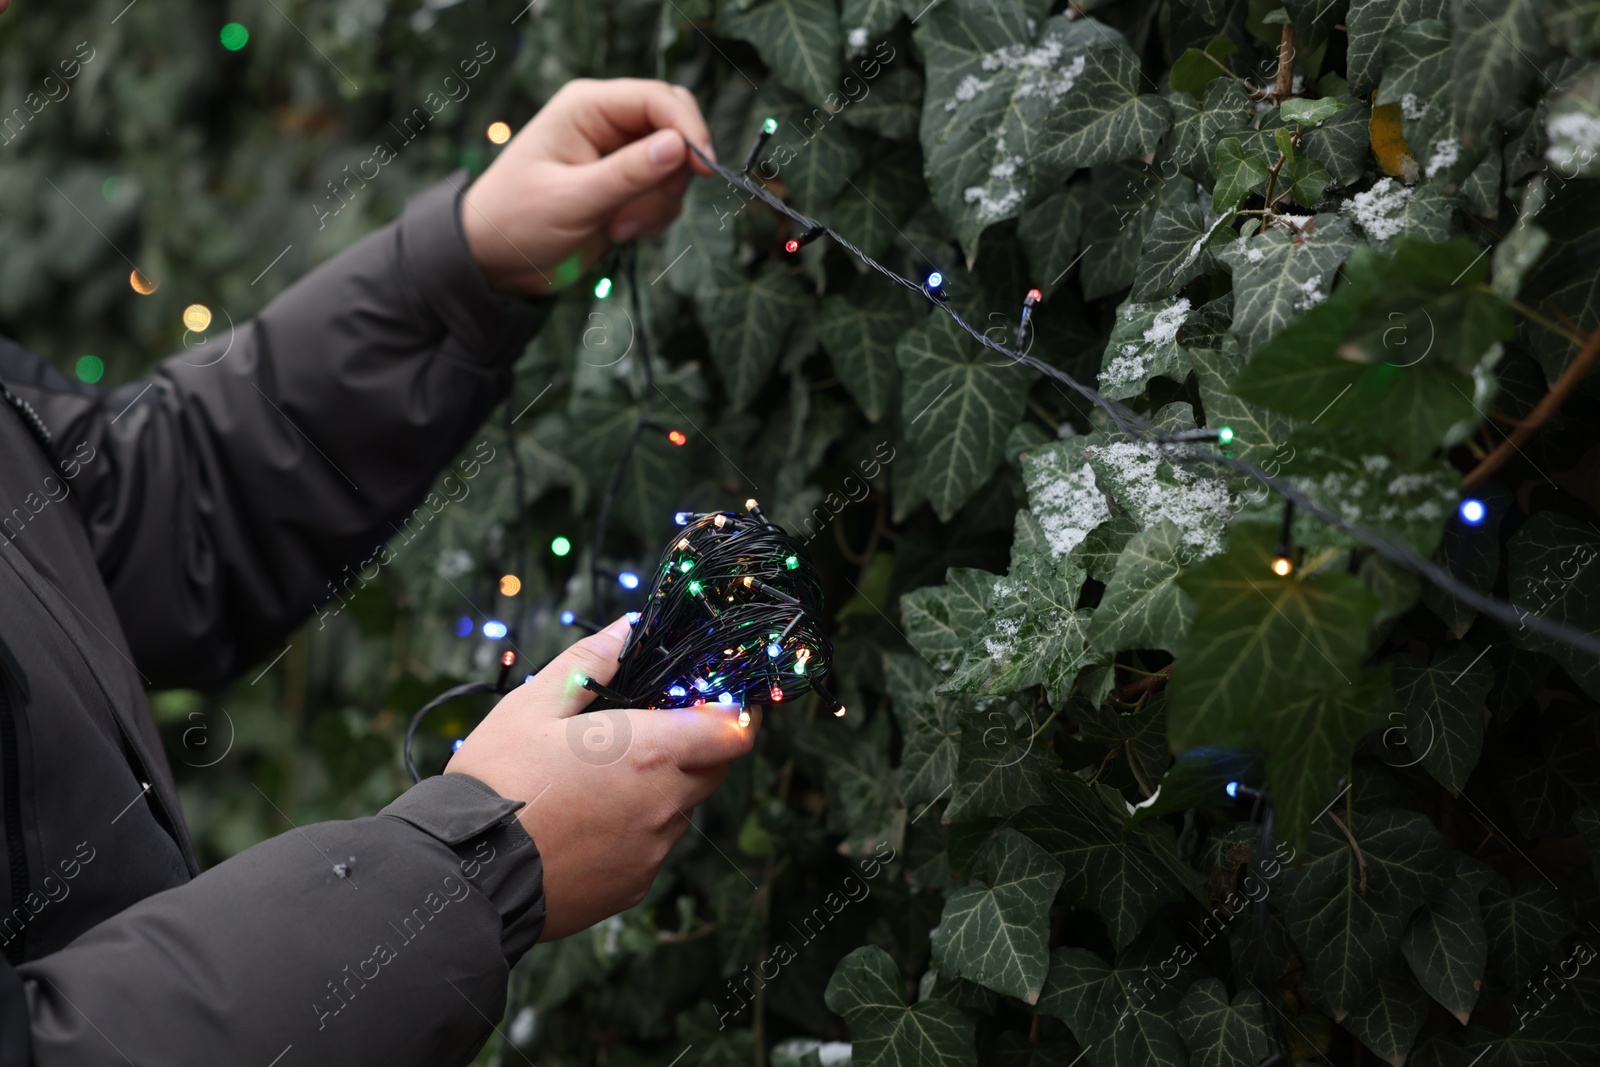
[522,615,633,717]
[555,79,715,172]
[606,175,691,242]
[579,130,691,211]
[638,702,762,770]
[678,763,730,809]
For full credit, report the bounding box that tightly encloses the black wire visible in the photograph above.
[404,681,496,783]
[590,245,655,622]
[688,141,1600,661]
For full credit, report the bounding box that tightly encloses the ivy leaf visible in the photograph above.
[1279,157,1332,206]
[1283,808,1452,1020]
[1088,520,1195,654]
[903,567,994,673]
[1175,978,1273,1067]
[1401,853,1495,1023]
[1329,960,1433,1065]
[1299,100,1373,188]
[1191,345,1296,465]
[943,700,1054,822]
[1169,34,1239,101]
[1346,0,1447,94]
[1016,776,1192,948]
[1281,98,1347,127]
[1451,0,1554,149]
[1482,877,1572,987]
[832,139,925,260]
[1231,238,1513,462]
[932,829,1065,1003]
[1168,523,1381,755]
[1133,197,1228,301]
[1506,512,1600,701]
[917,6,1101,251]
[1214,216,1358,356]
[1022,439,1115,560]
[1391,643,1493,795]
[841,0,912,43]
[886,652,963,807]
[1376,19,1453,159]
[896,311,1034,520]
[1082,439,1234,563]
[946,545,1096,704]
[1099,296,1198,399]
[761,96,865,212]
[843,65,926,142]
[1260,671,1393,851]
[1039,28,1172,172]
[1019,184,1086,298]
[1211,136,1273,213]
[698,262,809,409]
[719,0,843,107]
[1036,947,1190,1066]
[825,946,977,1067]
[1169,78,1255,179]
[1272,448,1459,556]
[663,178,740,299]
[1283,0,1348,50]
[1080,163,1184,299]
[819,277,920,422]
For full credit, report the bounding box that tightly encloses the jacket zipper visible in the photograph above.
[0,679,28,966]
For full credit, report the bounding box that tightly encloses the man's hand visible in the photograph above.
[446,616,759,941]
[459,78,715,295]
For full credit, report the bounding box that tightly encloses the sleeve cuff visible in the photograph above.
[381,773,547,963]
[396,172,553,366]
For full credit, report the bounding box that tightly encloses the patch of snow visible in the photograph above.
[1399,93,1429,121]
[1293,274,1325,310]
[1343,178,1414,242]
[1029,461,1112,557]
[984,615,1022,662]
[944,73,993,111]
[1425,137,1459,179]
[1144,298,1191,347]
[1546,111,1600,169]
[1244,245,1266,264]
[1087,442,1234,559]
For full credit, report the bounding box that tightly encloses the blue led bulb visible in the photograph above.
[1225,781,1241,798]
[560,610,576,626]
[1459,498,1487,525]
[618,571,640,590]
[767,642,782,658]
[482,620,508,639]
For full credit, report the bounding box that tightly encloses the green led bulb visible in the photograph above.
[680,560,694,572]
[784,555,799,570]
[573,672,589,686]
[550,536,572,557]
[1217,426,1235,445]
[688,580,702,595]
[594,277,613,299]
[762,117,778,135]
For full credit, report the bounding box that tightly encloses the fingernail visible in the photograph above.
[612,218,641,242]
[648,131,680,167]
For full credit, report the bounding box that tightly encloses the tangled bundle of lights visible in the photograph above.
[577,500,841,718]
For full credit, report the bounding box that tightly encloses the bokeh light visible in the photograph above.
[129,270,158,295]
[499,574,522,596]
[182,304,212,332]
[219,23,250,51]
[486,121,512,144]
[75,355,104,384]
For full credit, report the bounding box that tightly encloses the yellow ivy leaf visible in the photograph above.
[1369,101,1420,182]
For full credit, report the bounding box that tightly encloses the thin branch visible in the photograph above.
[1273,24,1297,101]
[1463,325,1600,489]
[1504,295,1588,346]
[1111,663,1173,702]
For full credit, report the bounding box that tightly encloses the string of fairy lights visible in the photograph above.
[682,123,1600,661]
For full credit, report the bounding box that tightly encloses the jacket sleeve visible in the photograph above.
[14,773,545,1067]
[0,173,552,689]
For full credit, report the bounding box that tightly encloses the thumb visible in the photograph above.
[526,615,632,718]
[580,129,687,208]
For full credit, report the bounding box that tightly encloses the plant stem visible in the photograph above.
[1502,293,1588,346]
[1463,325,1600,489]
[1030,709,1060,740]
[1274,24,1296,101]
[1111,663,1173,702]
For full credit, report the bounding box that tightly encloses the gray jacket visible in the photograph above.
[0,176,552,1065]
